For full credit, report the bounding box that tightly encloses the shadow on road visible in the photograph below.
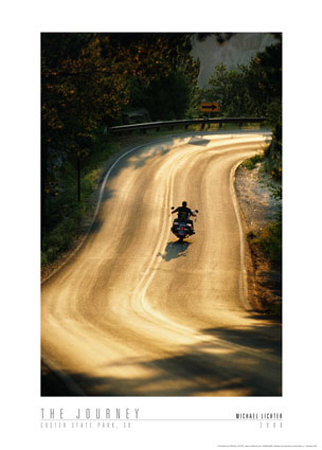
[41,318,281,397]
[157,240,191,261]
[202,324,281,355]
[188,137,210,146]
[116,144,170,172]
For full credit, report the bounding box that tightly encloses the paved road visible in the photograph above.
[41,130,281,396]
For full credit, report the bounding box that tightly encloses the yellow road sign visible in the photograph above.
[200,102,219,113]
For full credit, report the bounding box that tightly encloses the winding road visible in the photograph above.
[41,130,281,396]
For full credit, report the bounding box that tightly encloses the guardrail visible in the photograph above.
[109,117,266,134]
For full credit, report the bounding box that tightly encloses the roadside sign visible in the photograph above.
[200,102,219,113]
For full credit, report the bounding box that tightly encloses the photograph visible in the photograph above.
[41,32,282,398]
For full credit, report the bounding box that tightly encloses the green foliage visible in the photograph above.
[204,64,255,116]
[268,182,282,202]
[242,154,263,170]
[130,70,195,120]
[256,221,282,263]
[263,139,282,181]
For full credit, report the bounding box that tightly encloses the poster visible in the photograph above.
[2,1,321,449]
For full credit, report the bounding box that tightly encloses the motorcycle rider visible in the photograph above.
[171,201,196,234]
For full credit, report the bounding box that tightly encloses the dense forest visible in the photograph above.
[41,32,281,266]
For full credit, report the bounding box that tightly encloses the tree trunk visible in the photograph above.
[41,138,48,247]
[77,156,81,202]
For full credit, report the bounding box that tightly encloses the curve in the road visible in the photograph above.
[41,130,281,397]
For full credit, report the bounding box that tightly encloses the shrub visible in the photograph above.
[242,154,263,170]
[251,221,282,263]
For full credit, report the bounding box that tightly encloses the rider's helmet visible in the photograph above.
[182,201,187,207]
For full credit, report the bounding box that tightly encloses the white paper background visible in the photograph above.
[2,1,321,448]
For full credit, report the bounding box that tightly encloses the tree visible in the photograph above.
[130,70,195,120]
[41,33,199,245]
[41,33,128,241]
[119,33,199,121]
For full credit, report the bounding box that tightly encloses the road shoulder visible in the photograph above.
[235,163,282,320]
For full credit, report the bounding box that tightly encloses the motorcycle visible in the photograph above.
[170,207,199,242]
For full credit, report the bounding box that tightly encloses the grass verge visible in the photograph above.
[41,134,120,267]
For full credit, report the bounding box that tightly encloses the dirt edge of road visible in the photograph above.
[235,163,281,320]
